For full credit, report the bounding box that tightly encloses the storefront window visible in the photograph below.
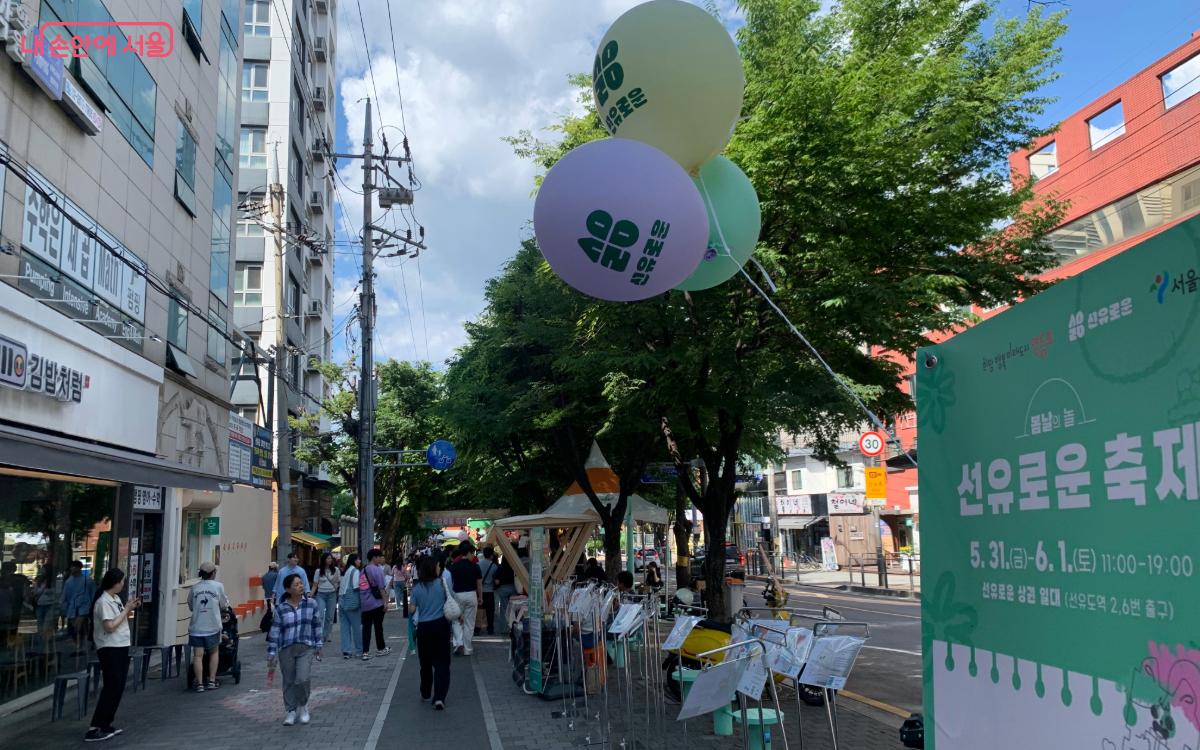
[181,511,202,583]
[0,472,116,705]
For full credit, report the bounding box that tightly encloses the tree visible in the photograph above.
[498,0,1066,618]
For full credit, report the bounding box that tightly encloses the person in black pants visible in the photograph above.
[411,557,452,709]
[86,569,141,743]
[360,548,391,659]
[476,546,499,636]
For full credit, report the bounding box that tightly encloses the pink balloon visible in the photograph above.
[533,138,708,302]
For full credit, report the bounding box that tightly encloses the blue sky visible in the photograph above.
[327,0,1200,368]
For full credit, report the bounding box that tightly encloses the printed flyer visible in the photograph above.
[919,217,1200,748]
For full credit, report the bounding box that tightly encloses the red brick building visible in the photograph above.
[882,30,1200,548]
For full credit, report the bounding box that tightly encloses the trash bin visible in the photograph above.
[725,578,745,615]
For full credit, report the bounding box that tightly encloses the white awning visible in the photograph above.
[777,515,827,530]
[544,493,668,524]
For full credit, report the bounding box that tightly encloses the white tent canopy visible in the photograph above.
[545,492,668,525]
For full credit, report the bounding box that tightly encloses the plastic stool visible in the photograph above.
[52,672,90,721]
[713,705,735,736]
[677,667,701,700]
[733,707,784,750]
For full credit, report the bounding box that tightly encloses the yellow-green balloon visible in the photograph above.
[593,0,744,172]
[675,156,760,292]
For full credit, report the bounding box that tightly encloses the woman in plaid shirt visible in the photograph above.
[267,573,324,726]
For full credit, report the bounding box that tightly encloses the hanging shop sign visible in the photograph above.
[131,486,162,512]
[864,467,887,500]
[251,424,273,488]
[919,217,1200,749]
[228,411,254,485]
[776,495,813,515]
[828,493,865,515]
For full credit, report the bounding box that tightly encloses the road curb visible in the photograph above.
[838,584,922,600]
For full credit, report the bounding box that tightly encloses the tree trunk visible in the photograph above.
[700,486,733,622]
[603,518,623,580]
[672,481,691,589]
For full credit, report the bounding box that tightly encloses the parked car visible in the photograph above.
[634,548,660,571]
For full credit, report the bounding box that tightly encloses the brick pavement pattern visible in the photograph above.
[0,609,906,748]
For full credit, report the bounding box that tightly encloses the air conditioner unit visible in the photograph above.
[310,144,325,162]
[313,0,328,14]
[306,354,322,371]
[312,86,326,112]
[307,191,324,214]
[313,36,327,62]
[6,30,25,64]
[306,245,324,265]
[307,299,324,317]
[8,1,30,32]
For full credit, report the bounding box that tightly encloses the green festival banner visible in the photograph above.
[919,216,1200,749]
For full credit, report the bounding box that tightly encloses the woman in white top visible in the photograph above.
[86,569,140,743]
[338,554,364,659]
[311,553,340,643]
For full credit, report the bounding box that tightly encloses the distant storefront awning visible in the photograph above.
[0,422,232,492]
[886,450,918,471]
[291,531,332,549]
[777,515,827,530]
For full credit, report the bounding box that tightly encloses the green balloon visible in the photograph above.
[593,0,744,172]
[676,156,761,292]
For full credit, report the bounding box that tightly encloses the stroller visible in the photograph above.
[185,607,242,689]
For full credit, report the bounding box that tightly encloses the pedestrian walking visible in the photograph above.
[359,548,391,659]
[188,561,230,691]
[447,542,482,655]
[84,569,140,743]
[273,552,309,604]
[261,562,279,612]
[338,553,364,659]
[477,546,499,636]
[311,553,340,643]
[494,553,516,634]
[391,557,412,617]
[267,573,323,726]
[61,560,95,647]
[411,556,452,710]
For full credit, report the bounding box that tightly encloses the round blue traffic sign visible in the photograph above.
[426,440,457,471]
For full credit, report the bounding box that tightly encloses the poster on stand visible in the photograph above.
[800,635,864,690]
[678,659,744,721]
[528,526,544,692]
[919,217,1200,748]
[820,537,839,571]
[662,615,702,651]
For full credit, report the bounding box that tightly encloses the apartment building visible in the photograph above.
[231,0,337,545]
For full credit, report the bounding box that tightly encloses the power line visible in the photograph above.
[415,252,431,362]
[355,0,383,109]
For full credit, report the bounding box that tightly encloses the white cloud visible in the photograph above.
[329,1,745,367]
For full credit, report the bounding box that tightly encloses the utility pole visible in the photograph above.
[357,99,376,554]
[270,143,292,563]
[328,98,423,556]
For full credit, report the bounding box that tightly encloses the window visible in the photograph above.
[238,192,266,237]
[207,306,227,366]
[242,62,269,102]
[215,31,238,170]
[290,352,301,385]
[244,0,270,35]
[789,470,803,491]
[290,78,306,136]
[1163,55,1200,110]
[287,275,301,316]
[182,0,203,57]
[168,295,189,350]
[291,144,305,197]
[183,511,202,582]
[1028,141,1056,179]
[210,168,233,295]
[239,406,258,422]
[837,466,855,489]
[1087,102,1125,150]
[293,18,307,68]
[174,118,198,214]
[234,263,263,306]
[239,127,267,169]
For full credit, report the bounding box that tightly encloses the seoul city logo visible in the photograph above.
[592,40,624,107]
[578,210,637,272]
[1151,272,1170,304]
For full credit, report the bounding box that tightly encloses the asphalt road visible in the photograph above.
[742,580,924,715]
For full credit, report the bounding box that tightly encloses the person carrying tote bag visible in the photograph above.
[338,554,364,659]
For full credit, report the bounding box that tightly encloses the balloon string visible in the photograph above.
[697,172,736,261]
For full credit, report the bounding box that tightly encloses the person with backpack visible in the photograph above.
[410,556,453,710]
[311,553,340,644]
[85,569,140,743]
[188,561,230,692]
[338,554,364,659]
[359,549,391,659]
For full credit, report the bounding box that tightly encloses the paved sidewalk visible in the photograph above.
[0,607,908,749]
[0,606,410,748]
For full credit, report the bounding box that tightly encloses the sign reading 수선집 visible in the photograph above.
[919,217,1200,749]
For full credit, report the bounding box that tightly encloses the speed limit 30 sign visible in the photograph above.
[858,431,885,457]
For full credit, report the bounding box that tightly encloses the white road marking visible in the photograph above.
[472,653,505,750]
[861,645,922,657]
[363,643,408,750]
